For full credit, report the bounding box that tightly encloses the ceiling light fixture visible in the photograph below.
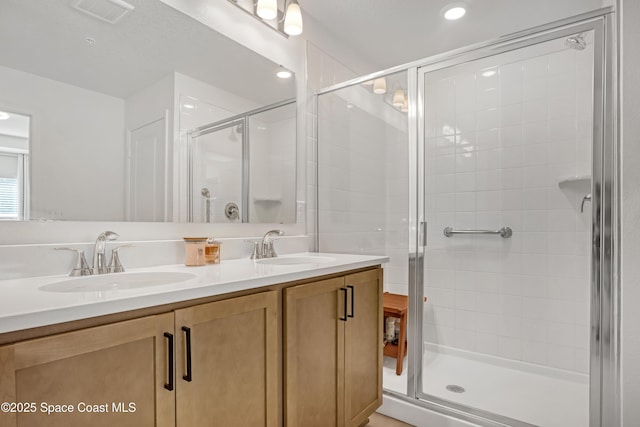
[228,0,304,37]
[373,77,387,95]
[481,70,496,77]
[256,0,278,20]
[392,89,405,108]
[0,111,10,120]
[284,0,303,35]
[276,66,293,79]
[443,3,467,20]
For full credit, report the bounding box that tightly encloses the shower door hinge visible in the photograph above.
[420,221,427,247]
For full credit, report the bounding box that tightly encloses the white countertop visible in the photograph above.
[0,253,388,334]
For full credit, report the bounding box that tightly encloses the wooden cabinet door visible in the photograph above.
[0,313,175,427]
[344,269,383,427]
[284,277,347,427]
[174,291,278,427]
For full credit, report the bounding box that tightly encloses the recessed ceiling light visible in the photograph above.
[0,111,10,120]
[443,4,467,20]
[481,70,496,77]
[276,66,292,79]
[182,104,195,110]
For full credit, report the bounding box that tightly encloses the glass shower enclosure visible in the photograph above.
[186,99,296,223]
[315,8,616,427]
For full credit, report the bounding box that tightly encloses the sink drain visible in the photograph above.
[446,384,465,393]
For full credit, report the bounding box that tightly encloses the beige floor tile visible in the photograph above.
[364,412,415,427]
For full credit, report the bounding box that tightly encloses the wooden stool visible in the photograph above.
[382,292,408,375]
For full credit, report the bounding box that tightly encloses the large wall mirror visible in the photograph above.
[0,0,296,223]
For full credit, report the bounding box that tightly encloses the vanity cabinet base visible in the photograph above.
[0,313,175,427]
[284,268,383,427]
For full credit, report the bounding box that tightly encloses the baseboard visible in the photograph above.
[377,393,481,427]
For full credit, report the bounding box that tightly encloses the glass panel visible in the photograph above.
[420,32,594,426]
[191,122,244,223]
[248,102,296,223]
[316,70,410,395]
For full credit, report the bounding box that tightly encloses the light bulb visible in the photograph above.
[284,0,303,36]
[256,0,277,20]
[276,67,292,79]
[392,89,405,107]
[373,77,387,94]
[444,6,466,20]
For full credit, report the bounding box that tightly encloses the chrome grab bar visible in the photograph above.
[443,226,513,238]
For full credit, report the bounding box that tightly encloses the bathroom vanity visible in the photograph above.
[0,253,386,427]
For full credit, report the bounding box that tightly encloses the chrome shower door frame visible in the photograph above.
[186,98,296,223]
[411,10,618,427]
[313,7,618,426]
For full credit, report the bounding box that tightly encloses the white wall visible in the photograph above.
[0,65,125,221]
[620,0,640,424]
[250,112,297,224]
[125,73,175,221]
[422,40,593,372]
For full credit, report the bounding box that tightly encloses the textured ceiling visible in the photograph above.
[302,0,607,70]
[0,0,295,103]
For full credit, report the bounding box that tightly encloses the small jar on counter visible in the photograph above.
[205,238,221,264]
[183,237,207,266]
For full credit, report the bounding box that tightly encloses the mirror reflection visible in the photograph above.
[0,0,296,223]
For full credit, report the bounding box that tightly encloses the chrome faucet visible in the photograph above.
[93,231,119,274]
[261,230,284,258]
[247,230,284,259]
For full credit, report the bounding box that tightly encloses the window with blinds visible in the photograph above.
[0,153,26,220]
[0,177,19,219]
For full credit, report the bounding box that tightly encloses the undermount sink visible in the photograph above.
[40,272,197,293]
[256,256,336,266]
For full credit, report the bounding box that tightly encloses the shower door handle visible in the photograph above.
[419,221,428,247]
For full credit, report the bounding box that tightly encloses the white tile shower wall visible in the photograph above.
[315,71,409,295]
[423,44,593,373]
[306,42,360,250]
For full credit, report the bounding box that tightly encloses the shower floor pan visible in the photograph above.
[382,345,588,427]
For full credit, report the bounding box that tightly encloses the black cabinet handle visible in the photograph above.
[340,288,348,321]
[347,285,355,318]
[182,326,192,382]
[164,332,174,391]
